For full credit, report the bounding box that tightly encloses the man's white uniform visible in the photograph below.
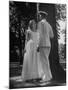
[38,19,54,81]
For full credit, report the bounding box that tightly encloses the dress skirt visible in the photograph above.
[21,40,44,81]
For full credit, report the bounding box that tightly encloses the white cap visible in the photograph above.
[38,11,48,16]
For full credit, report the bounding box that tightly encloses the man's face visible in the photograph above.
[38,14,42,21]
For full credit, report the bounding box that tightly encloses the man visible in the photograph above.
[37,11,54,82]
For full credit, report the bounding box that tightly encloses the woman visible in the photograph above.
[21,20,44,82]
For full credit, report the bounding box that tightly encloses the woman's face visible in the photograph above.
[29,20,37,32]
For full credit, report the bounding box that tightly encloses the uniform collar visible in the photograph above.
[41,19,46,22]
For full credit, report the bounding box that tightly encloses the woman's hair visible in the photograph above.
[28,19,36,30]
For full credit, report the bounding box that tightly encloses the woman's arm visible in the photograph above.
[24,29,31,51]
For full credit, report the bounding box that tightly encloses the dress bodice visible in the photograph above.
[31,31,40,48]
[25,29,40,51]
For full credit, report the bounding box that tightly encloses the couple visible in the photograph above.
[21,11,54,82]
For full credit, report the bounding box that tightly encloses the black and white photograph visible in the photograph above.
[9,0,66,89]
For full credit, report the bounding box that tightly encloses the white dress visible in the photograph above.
[21,30,44,81]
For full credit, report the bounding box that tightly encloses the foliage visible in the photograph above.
[55,4,66,21]
[9,1,25,62]
[59,44,66,62]
[55,4,66,63]
[9,1,19,33]
[55,4,66,39]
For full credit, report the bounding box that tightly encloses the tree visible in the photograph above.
[51,4,66,82]
[9,1,26,63]
[9,1,37,63]
[9,1,20,62]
